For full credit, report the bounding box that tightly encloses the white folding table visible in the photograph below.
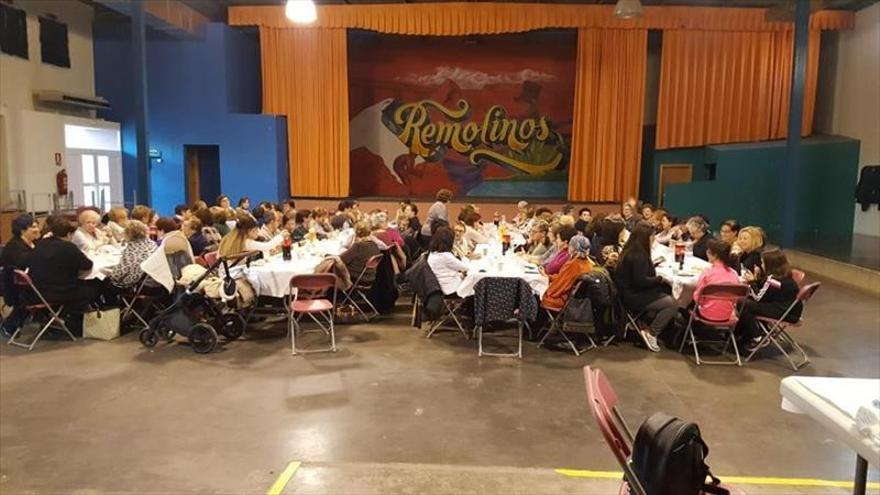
[780,376,880,495]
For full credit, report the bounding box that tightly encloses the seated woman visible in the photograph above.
[519,220,551,262]
[218,216,285,258]
[543,225,579,276]
[106,207,129,243]
[72,209,114,252]
[258,210,281,241]
[691,239,740,322]
[1,215,41,335]
[686,216,715,261]
[719,219,740,248]
[426,227,468,296]
[194,208,222,246]
[461,211,488,250]
[621,200,642,231]
[183,217,211,256]
[541,235,594,311]
[590,214,625,262]
[290,209,312,242]
[339,222,382,285]
[613,222,678,352]
[735,226,765,275]
[737,248,802,352]
[654,213,683,246]
[310,208,332,237]
[370,212,406,270]
[109,220,157,290]
[452,223,471,259]
[27,214,101,313]
[211,207,231,237]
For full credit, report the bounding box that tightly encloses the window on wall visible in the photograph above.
[81,154,113,212]
[39,16,69,68]
[0,3,28,59]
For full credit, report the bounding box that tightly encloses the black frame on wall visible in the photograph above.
[0,2,28,60]
[39,15,70,68]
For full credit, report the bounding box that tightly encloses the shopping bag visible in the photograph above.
[83,308,121,340]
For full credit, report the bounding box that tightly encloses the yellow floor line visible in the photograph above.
[556,469,880,489]
[267,461,301,495]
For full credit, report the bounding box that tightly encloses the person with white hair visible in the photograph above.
[72,209,114,252]
[686,215,715,261]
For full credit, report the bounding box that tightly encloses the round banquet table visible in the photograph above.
[82,245,123,281]
[651,244,711,305]
[239,239,346,299]
[456,249,549,298]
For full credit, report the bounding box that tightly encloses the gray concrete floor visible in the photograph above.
[1,276,878,494]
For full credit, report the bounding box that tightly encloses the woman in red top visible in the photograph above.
[541,235,594,311]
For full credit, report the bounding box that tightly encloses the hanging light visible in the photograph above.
[613,0,644,19]
[285,0,317,24]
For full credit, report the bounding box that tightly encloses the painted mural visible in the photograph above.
[348,31,576,198]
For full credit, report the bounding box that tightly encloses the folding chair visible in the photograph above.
[537,280,596,356]
[426,294,469,339]
[678,283,749,366]
[8,270,77,350]
[745,282,820,370]
[792,268,805,286]
[341,253,383,322]
[287,273,338,356]
[473,277,534,358]
[583,367,744,495]
[202,250,220,267]
[120,274,163,332]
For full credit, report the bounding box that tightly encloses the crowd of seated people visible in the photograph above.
[0,191,800,360]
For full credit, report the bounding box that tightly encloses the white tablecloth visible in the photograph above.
[456,252,548,298]
[652,244,710,304]
[82,246,123,280]
[241,239,346,299]
[780,376,880,466]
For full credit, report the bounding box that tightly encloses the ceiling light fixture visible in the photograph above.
[285,0,317,24]
[613,0,644,20]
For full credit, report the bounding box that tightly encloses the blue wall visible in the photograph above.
[655,136,860,243]
[94,23,288,215]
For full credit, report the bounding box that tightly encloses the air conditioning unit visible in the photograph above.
[35,90,112,111]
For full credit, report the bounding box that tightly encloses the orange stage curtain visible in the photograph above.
[259,27,349,197]
[230,4,853,33]
[568,29,647,202]
[656,29,821,150]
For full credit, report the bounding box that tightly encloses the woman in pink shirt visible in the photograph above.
[692,238,741,321]
[542,225,578,275]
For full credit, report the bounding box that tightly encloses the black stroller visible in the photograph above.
[139,251,260,353]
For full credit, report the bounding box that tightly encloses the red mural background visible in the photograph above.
[348,30,577,198]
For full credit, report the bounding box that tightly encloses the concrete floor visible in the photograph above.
[1,275,878,494]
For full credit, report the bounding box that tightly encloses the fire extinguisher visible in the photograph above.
[56,168,68,196]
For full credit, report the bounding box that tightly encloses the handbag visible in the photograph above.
[83,308,121,340]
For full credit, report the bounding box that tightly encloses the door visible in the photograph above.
[658,164,693,207]
[66,151,123,211]
[184,145,220,205]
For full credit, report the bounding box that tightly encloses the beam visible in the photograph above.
[132,1,151,205]
[780,0,810,248]
[93,0,209,37]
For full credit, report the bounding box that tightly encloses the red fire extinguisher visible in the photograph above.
[56,168,68,196]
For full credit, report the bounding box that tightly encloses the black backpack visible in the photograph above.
[631,413,729,495]
[580,267,614,308]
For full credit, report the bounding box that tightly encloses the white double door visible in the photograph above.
[66,150,123,211]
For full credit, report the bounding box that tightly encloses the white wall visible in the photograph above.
[0,0,107,211]
[832,2,880,237]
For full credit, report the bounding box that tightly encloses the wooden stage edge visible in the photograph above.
[787,249,880,296]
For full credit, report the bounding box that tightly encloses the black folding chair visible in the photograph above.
[8,270,77,350]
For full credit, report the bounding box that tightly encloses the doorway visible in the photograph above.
[658,163,693,206]
[184,145,220,205]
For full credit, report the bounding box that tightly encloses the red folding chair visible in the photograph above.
[745,282,820,370]
[679,283,749,366]
[9,270,77,350]
[583,366,645,495]
[583,367,745,495]
[287,273,338,356]
[791,268,805,286]
[341,253,383,321]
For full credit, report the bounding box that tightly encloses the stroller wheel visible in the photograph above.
[139,328,159,348]
[189,323,218,354]
[216,313,246,341]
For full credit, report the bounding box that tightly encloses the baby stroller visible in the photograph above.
[139,251,259,353]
